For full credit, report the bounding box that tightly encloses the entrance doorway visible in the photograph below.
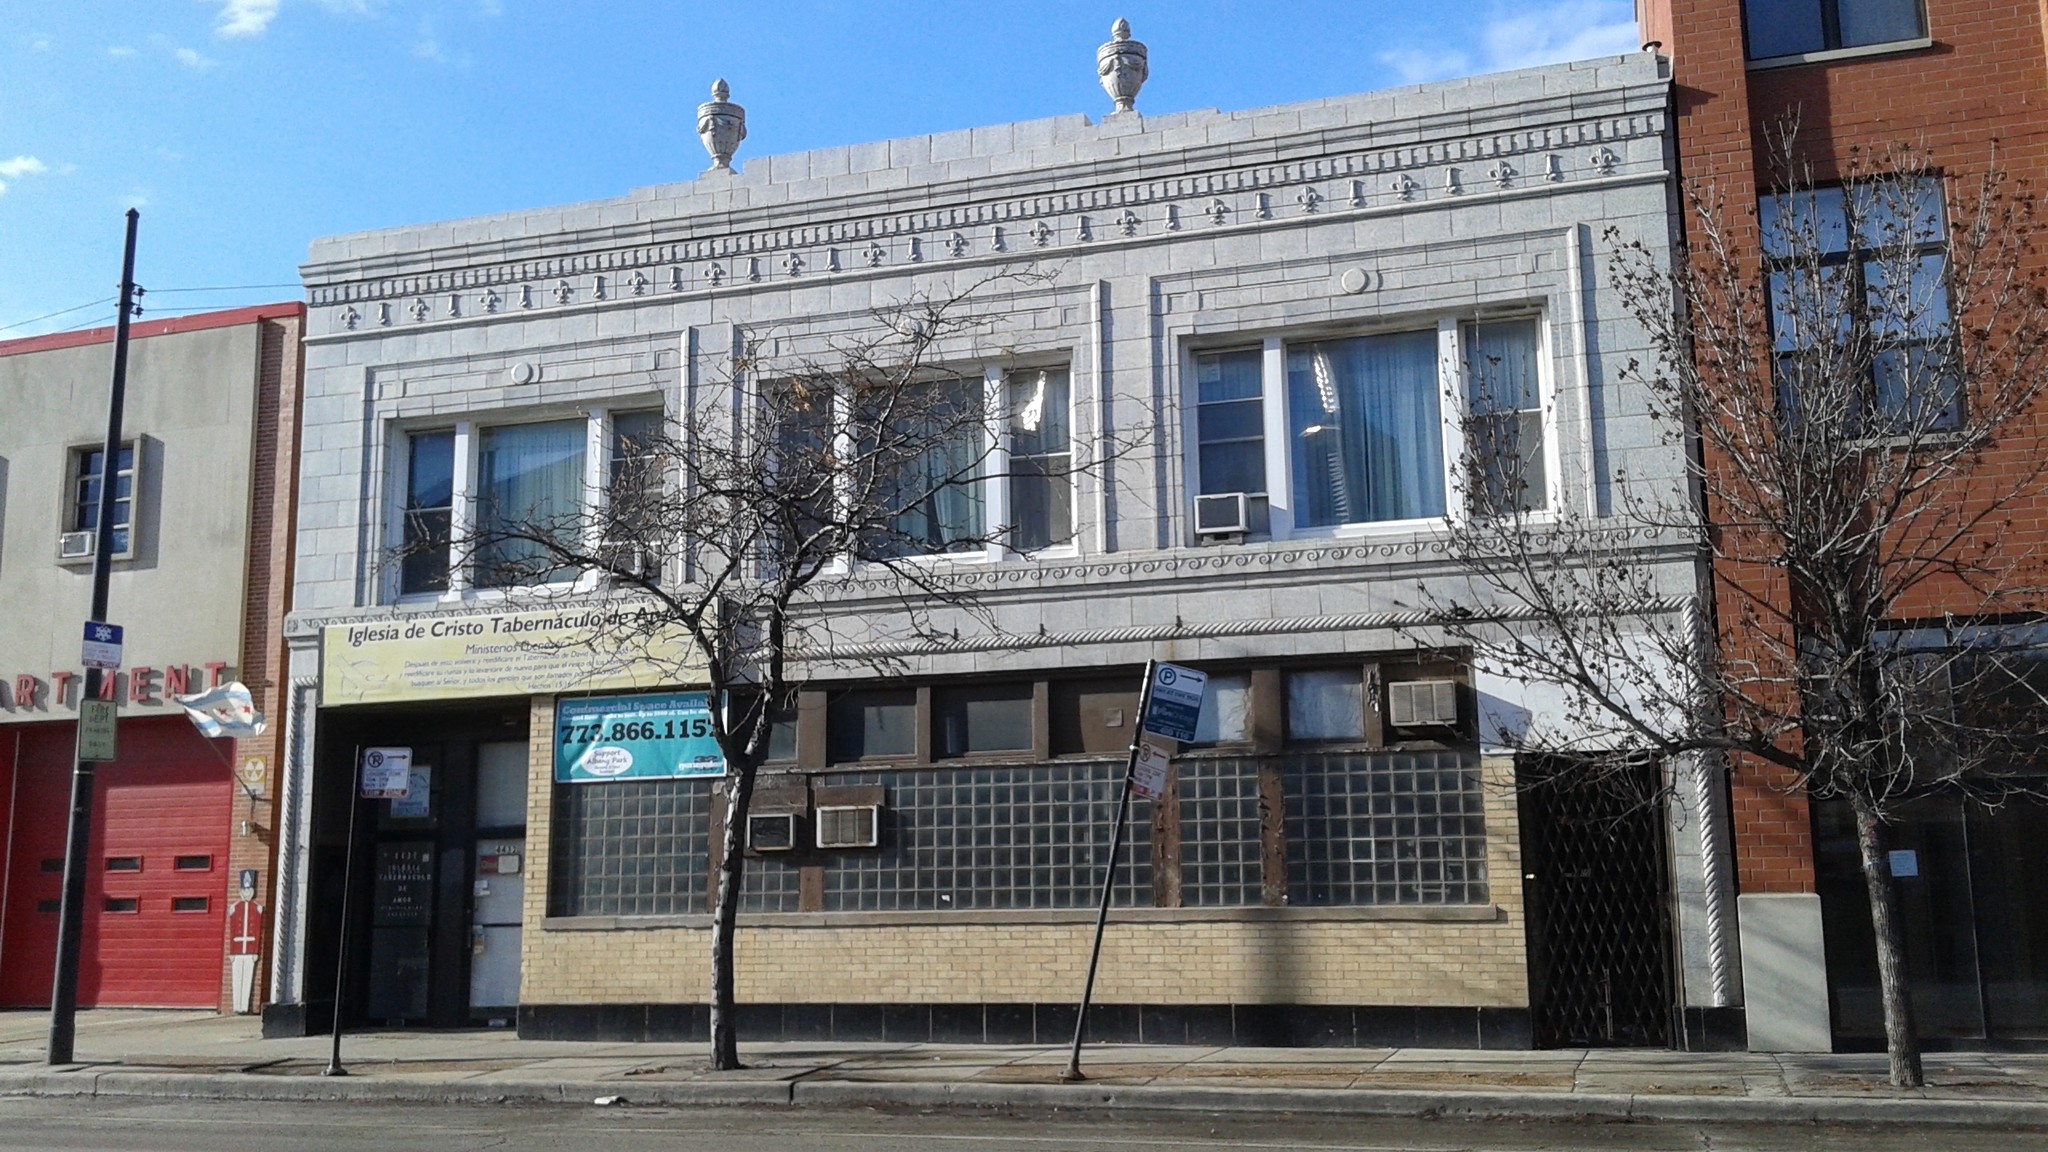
[1816,793,2048,1046]
[1518,754,1677,1048]
[312,704,529,1028]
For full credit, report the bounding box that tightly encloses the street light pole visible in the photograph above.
[48,209,141,1066]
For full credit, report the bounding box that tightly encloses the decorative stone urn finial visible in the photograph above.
[1097,18,1148,114]
[697,78,747,171]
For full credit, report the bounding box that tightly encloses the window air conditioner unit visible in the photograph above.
[746,812,797,853]
[1387,679,1460,727]
[1194,492,1249,536]
[815,804,881,849]
[57,531,95,561]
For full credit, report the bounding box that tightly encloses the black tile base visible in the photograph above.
[261,1001,315,1038]
[516,1002,1538,1049]
[1680,1007,1747,1052]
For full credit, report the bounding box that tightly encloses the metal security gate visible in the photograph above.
[1518,754,1676,1048]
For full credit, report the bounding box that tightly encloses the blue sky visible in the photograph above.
[0,1,1638,337]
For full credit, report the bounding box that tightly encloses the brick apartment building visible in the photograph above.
[0,304,303,1014]
[1639,0,2048,1050]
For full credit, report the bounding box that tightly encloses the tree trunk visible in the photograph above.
[708,766,756,1071]
[1848,790,1923,1088]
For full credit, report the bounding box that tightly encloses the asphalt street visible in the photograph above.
[0,1097,2044,1152]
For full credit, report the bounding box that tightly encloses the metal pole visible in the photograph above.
[1061,659,1156,1083]
[324,748,363,1077]
[48,209,140,1066]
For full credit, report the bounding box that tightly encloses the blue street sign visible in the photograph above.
[81,621,123,670]
[1141,662,1208,743]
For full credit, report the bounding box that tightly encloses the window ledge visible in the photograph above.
[1747,37,1934,71]
[543,903,1503,932]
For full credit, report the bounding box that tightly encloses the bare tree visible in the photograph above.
[1414,125,2048,1086]
[436,270,1137,1070]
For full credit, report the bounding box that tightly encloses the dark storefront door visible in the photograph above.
[1518,755,1677,1048]
[314,704,529,1029]
[1817,794,2048,1046]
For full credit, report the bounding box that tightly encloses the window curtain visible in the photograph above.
[1287,330,1444,528]
[477,420,587,584]
[884,380,986,555]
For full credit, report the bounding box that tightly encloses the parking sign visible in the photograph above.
[1141,662,1207,743]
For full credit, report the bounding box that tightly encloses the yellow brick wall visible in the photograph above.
[520,695,1529,1008]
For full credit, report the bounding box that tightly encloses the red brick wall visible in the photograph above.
[215,308,303,1013]
[1655,0,2048,894]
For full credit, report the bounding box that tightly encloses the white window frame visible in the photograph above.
[1185,310,1560,546]
[832,358,1080,571]
[389,403,663,605]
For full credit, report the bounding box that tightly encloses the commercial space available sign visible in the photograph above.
[554,692,726,783]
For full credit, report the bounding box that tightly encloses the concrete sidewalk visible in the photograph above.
[0,1010,2043,1128]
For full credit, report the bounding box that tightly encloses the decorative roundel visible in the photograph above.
[1339,267,1372,294]
[510,361,537,385]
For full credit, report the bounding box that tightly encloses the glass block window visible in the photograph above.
[821,762,1151,911]
[1178,756,1264,906]
[739,855,800,913]
[1283,750,1489,905]
[550,778,713,916]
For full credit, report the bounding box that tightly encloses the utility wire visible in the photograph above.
[0,296,118,335]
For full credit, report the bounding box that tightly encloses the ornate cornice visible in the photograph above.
[305,104,1667,340]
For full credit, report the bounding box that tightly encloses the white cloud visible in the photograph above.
[411,37,445,62]
[215,0,280,38]
[318,0,386,15]
[1378,1,1641,85]
[0,155,50,197]
[108,44,137,58]
[175,46,218,70]
[31,37,51,52]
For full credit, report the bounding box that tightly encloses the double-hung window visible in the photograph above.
[1743,0,1926,61]
[401,431,454,593]
[1760,178,1957,435]
[1194,349,1269,534]
[1463,318,1547,514]
[604,409,664,576]
[66,441,137,560]
[1004,368,1073,552]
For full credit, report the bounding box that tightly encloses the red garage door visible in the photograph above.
[0,718,231,1008]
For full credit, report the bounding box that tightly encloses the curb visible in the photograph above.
[789,1079,2048,1128]
[4,1069,2047,1129]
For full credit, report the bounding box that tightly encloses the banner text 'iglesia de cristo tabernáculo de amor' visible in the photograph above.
[321,607,701,705]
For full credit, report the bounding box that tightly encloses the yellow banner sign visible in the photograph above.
[321,606,704,706]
